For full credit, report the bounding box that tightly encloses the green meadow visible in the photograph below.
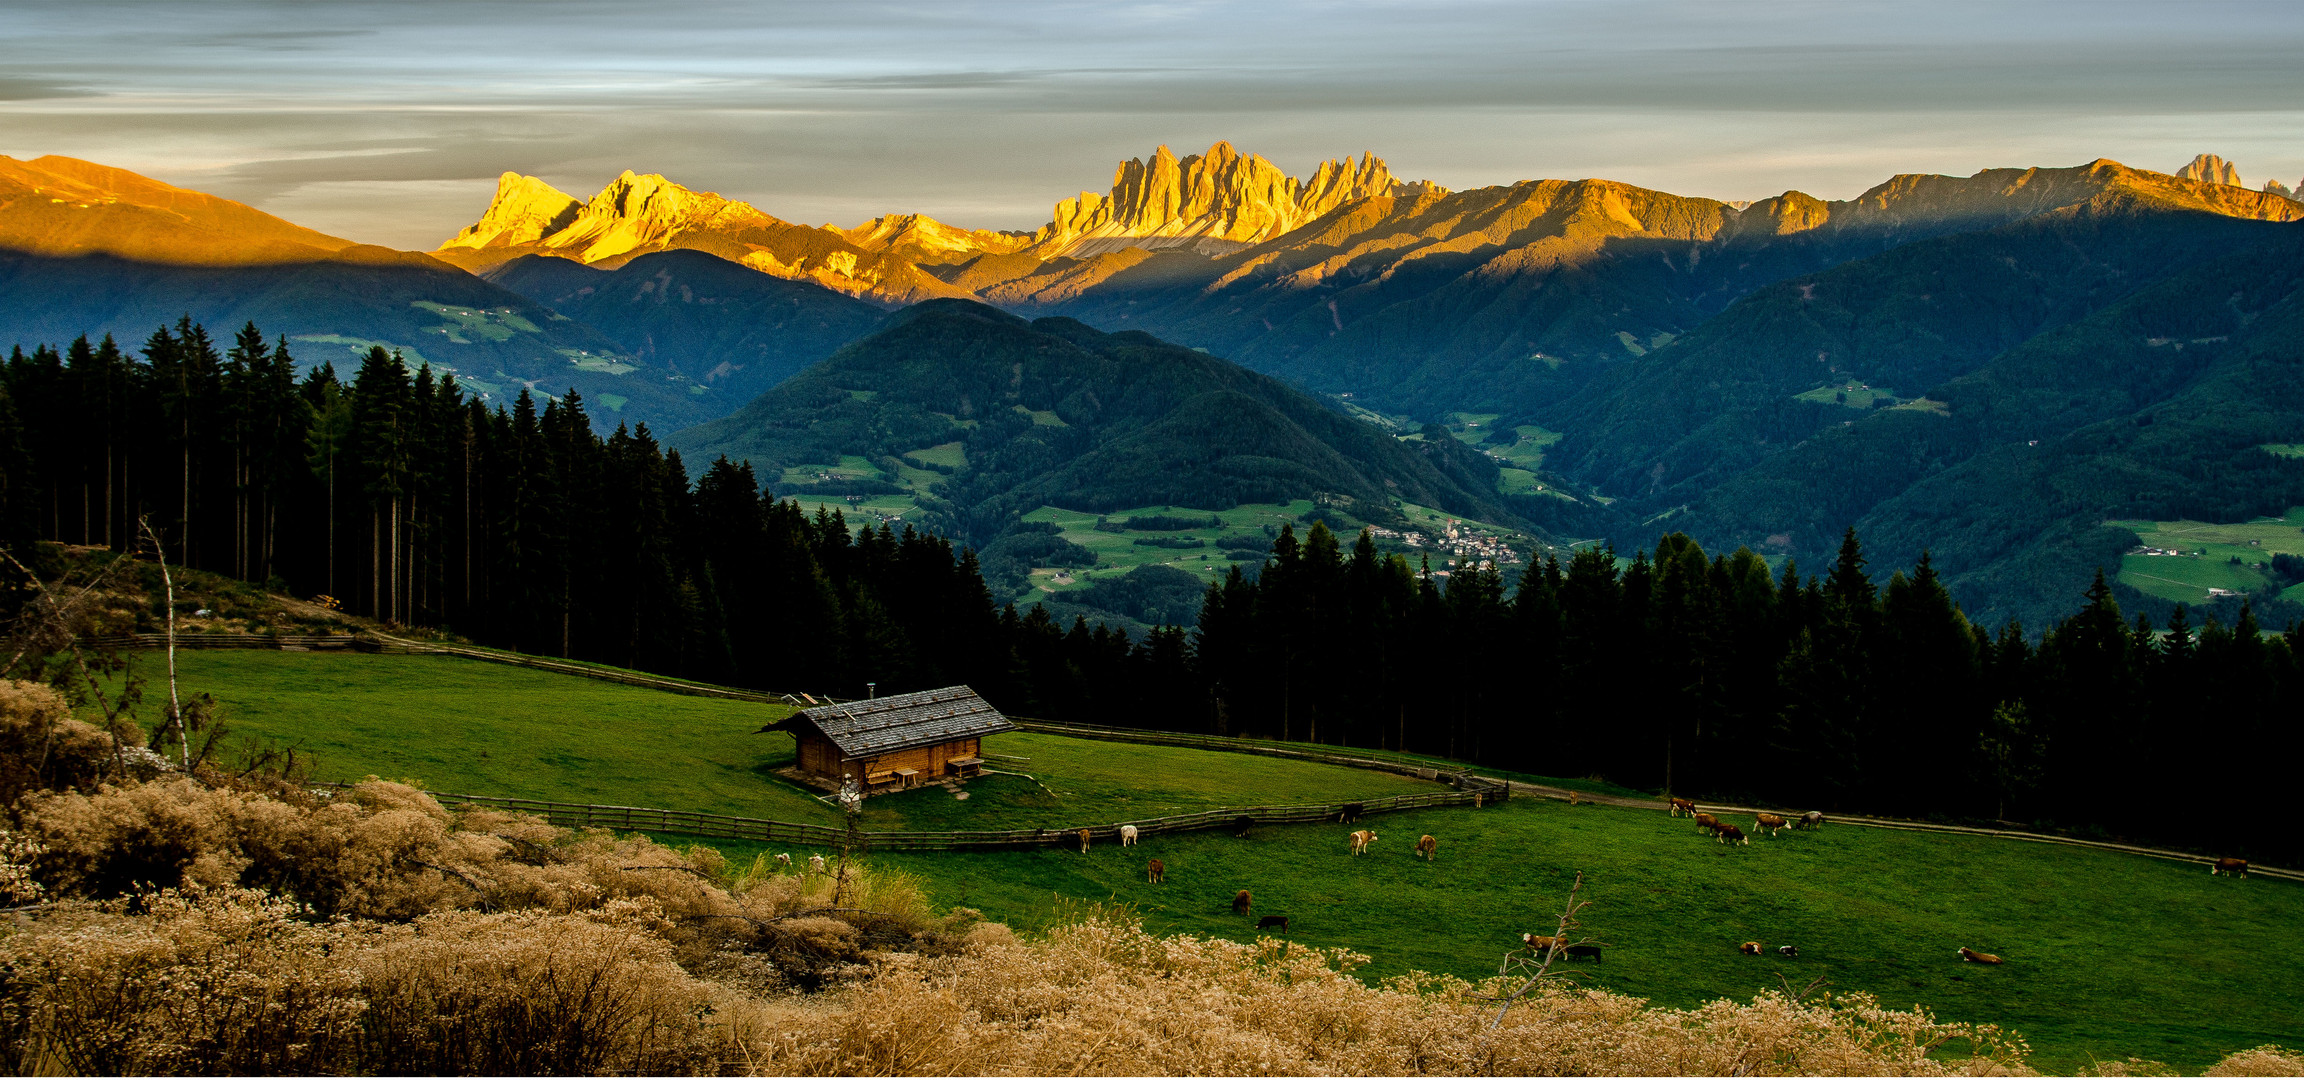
[2111,506,2304,605]
[111,649,2304,1072]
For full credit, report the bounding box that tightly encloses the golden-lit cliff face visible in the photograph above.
[1033,141,1423,256]
[0,154,365,267]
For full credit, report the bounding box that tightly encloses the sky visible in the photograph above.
[5,0,2303,250]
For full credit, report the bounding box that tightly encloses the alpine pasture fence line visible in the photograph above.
[352,783,1493,852]
[1498,781,2304,884]
[1009,717,1509,797]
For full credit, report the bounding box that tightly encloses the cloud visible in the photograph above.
[0,75,93,101]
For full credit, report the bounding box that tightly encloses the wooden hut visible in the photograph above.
[769,685,1015,790]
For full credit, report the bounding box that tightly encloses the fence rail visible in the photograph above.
[346,782,1494,852]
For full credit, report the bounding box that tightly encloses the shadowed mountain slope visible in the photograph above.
[483,250,887,405]
[668,300,1519,540]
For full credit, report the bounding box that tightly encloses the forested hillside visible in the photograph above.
[0,317,2294,866]
[483,250,886,406]
[669,300,1518,543]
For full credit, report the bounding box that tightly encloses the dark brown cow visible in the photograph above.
[1233,889,1252,915]
[1692,812,1720,834]
[1669,797,1697,817]
[1754,813,1788,837]
[1415,834,1438,861]
[1562,944,1603,962]
[1147,858,1165,884]
[2212,858,2249,878]
[1958,947,2004,965]
[1255,915,1290,933]
[1714,824,1749,846]
[1739,941,1762,956]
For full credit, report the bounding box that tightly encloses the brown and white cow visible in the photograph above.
[1958,947,2004,965]
[1522,933,1558,955]
[1669,796,1697,817]
[1714,824,1749,846]
[1120,824,1139,847]
[1415,835,1438,861]
[2212,858,2248,877]
[1147,858,1165,884]
[1349,829,1379,856]
[1739,941,1762,956]
[1796,811,1826,830]
[1754,813,1788,837]
[1077,828,1092,854]
[1692,812,1720,834]
[1233,889,1252,915]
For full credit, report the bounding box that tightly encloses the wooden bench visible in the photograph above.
[865,770,899,789]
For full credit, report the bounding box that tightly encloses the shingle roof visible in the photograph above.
[784,685,1014,758]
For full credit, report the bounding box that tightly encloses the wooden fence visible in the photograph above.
[348,783,1497,852]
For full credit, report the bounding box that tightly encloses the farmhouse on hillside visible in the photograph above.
[764,685,1015,790]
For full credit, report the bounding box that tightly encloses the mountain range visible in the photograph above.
[2,143,2301,629]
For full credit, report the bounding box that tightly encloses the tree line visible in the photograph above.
[0,319,2296,863]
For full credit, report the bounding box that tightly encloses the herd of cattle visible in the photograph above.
[1668,796,1826,845]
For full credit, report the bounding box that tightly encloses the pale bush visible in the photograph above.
[353,897,718,1075]
[0,887,362,1075]
[2206,1045,2304,1076]
[0,678,139,807]
[730,911,2034,1076]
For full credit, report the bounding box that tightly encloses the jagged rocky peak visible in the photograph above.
[1038,141,1423,255]
[441,170,778,264]
[2177,154,2244,188]
[838,213,1035,260]
[440,173,583,250]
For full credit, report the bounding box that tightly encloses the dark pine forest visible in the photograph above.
[1,320,2298,864]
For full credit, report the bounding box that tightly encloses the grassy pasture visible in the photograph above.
[2110,506,2304,604]
[850,797,2304,1073]
[94,649,2304,1072]
[93,651,1438,832]
[1794,381,1901,410]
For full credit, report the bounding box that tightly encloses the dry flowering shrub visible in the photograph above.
[0,829,44,903]
[730,911,2034,1077]
[0,887,363,1076]
[2205,1045,2304,1076]
[352,896,718,1075]
[0,678,138,806]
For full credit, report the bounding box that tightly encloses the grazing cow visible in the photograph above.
[1715,824,1749,846]
[808,854,827,874]
[1755,813,1788,837]
[773,853,792,871]
[1522,933,1558,955]
[1338,802,1364,824]
[1563,944,1603,962]
[1120,825,1139,847]
[1147,858,1165,884]
[1233,816,1256,839]
[1692,812,1719,834]
[1797,811,1826,830]
[1568,791,1582,806]
[1740,941,1763,956]
[1077,828,1092,854]
[1233,889,1252,915]
[2212,857,2248,878]
[1415,835,1438,862]
[1349,829,1379,856]
[1958,947,2004,965]
[1256,915,1291,934]
[1669,796,1697,817]
[1777,945,1799,958]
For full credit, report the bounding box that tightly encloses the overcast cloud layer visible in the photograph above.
[5,0,2303,249]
